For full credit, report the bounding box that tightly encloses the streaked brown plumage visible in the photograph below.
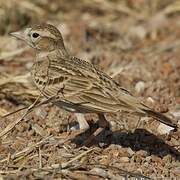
[10,24,177,131]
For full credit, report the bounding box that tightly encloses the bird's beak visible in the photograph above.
[10,30,26,41]
[9,28,36,48]
[9,28,31,41]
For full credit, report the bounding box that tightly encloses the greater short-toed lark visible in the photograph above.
[10,24,177,135]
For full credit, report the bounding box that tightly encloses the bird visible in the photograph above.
[10,23,177,138]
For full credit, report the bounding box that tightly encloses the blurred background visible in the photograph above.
[0,0,180,179]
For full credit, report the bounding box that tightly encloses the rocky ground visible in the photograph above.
[0,0,180,179]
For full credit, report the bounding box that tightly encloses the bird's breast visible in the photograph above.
[31,61,49,91]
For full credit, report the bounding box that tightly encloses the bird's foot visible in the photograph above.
[67,128,88,139]
[82,127,105,146]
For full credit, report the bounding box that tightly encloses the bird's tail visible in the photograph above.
[142,108,177,129]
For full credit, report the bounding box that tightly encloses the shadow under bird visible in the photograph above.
[10,24,177,139]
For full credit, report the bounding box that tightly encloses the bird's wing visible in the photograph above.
[42,55,144,113]
[33,55,177,128]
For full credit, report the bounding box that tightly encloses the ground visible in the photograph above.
[0,0,180,179]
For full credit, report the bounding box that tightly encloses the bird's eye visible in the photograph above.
[32,33,39,38]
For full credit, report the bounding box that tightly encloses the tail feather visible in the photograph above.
[142,109,177,129]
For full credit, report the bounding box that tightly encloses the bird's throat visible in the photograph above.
[36,47,69,60]
[36,51,51,59]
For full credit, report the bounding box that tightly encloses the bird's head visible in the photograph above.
[10,24,66,52]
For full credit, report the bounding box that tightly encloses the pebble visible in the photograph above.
[134,155,142,163]
[127,148,135,157]
[170,110,180,126]
[151,155,162,163]
[109,120,118,131]
[90,168,107,178]
[129,25,147,39]
[31,123,47,137]
[145,156,152,162]
[35,107,48,119]
[171,111,180,118]
[26,62,33,69]
[141,116,151,123]
[135,150,148,157]
[170,137,180,146]
[147,97,155,104]
[135,81,145,93]
[163,155,172,163]
[119,157,130,163]
[157,123,174,135]
[118,148,129,157]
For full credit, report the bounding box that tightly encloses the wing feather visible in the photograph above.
[35,55,142,113]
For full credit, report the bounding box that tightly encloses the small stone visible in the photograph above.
[118,148,129,157]
[170,110,180,126]
[170,137,180,146]
[147,97,155,104]
[109,120,118,131]
[171,111,180,118]
[136,168,143,174]
[129,25,147,39]
[163,155,172,163]
[31,123,47,137]
[145,156,151,162]
[26,62,33,69]
[90,168,107,178]
[33,171,49,179]
[177,119,180,127]
[136,150,148,157]
[144,162,149,166]
[157,123,174,135]
[82,13,92,21]
[119,157,129,163]
[134,155,142,163]
[127,148,135,157]
[99,156,111,165]
[35,107,48,119]
[135,81,145,93]
[141,116,151,123]
[151,155,162,163]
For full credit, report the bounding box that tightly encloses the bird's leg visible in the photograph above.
[75,113,90,131]
[97,113,110,129]
[83,113,109,146]
[68,113,90,137]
